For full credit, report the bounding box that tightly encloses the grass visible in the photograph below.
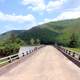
[64,47,80,54]
[0,57,9,67]
[0,60,9,67]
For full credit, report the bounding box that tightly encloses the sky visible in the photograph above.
[0,0,80,34]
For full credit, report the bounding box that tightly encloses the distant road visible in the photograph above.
[0,46,80,80]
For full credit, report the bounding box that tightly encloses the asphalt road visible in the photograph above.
[0,46,80,80]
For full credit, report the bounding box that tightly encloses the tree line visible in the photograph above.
[0,32,79,57]
[0,33,41,57]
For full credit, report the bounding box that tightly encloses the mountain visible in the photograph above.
[0,30,25,42]
[0,18,80,46]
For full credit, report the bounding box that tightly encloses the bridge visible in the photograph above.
[0,45,80,80]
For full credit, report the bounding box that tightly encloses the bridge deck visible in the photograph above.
[0,46,80,80]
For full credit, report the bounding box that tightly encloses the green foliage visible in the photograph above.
[68,33,79,48]
[30,38,35,45]
[4,33,24,49]
[36,39,40,45]
[64,47,80,53]
[0,33,25,56]
[30,38,40,45]
[0,18,80,47]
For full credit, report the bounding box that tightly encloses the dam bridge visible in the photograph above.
[0,45,80,80]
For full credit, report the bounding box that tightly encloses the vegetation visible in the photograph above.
[0,33,24,57]
[30,38,35,45]
[64,47,80,54]
[18,18,80,47]
[0,18,80,56]
[30,38,40,45]
[68,33,79,48]
[36,39,40,45]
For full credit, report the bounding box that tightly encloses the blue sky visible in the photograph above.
[0,0,80,34]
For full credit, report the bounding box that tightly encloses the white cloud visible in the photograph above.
[39,18,52,25]
[22,0,45,11]
[74,6,80,11]
[0,12,36,23]
[46,0,64,12]
[22,0,66,12]
[53,11,80,21]
[39,6,80,24]
[0,12,37,31]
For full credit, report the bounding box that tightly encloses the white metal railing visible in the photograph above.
[55,45,80,62]
[0,45,45,67]
[55,45,80,67]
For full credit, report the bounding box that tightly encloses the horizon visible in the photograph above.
[0,17,80,35]
[0,0,80,34]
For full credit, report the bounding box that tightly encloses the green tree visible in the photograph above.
[30,38,35,45]
[9,33,16,43]
[0,34,25,56]
[36,39,40,45]
[68,33,78,48]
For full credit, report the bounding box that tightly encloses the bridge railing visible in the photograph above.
[0,45,45,67]
[55,45,80,67]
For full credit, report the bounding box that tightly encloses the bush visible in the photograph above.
[68,33,79,48]
[0,37,24,57]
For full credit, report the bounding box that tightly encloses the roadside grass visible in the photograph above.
[0,58,9,67]
[64,47,80,54]
[0,61,9,67]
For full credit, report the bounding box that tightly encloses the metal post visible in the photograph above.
[72,52,75,57]
[78,55,80,60]
[26,51,28,55]
[8,56,12,63]
[22,53,24,56]
[68,51,71,55]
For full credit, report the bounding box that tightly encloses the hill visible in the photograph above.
[0,30,25,42]
[0,18,80,46]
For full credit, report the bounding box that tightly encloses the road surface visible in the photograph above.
[0,46,80,80]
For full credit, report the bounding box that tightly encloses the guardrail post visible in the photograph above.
[64,49,66,53]
[30,50,31,53]
[78,55,80,60]
[68,51,71,55]
[66,50,69,54]
[17,54,19,59]
[65,50,67,53]
[29,50,30,53]
[31,50,32,53]
[72,52,75,57]
[22,53,24,57]
[26,51,28,55]
[8,56,12,63]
